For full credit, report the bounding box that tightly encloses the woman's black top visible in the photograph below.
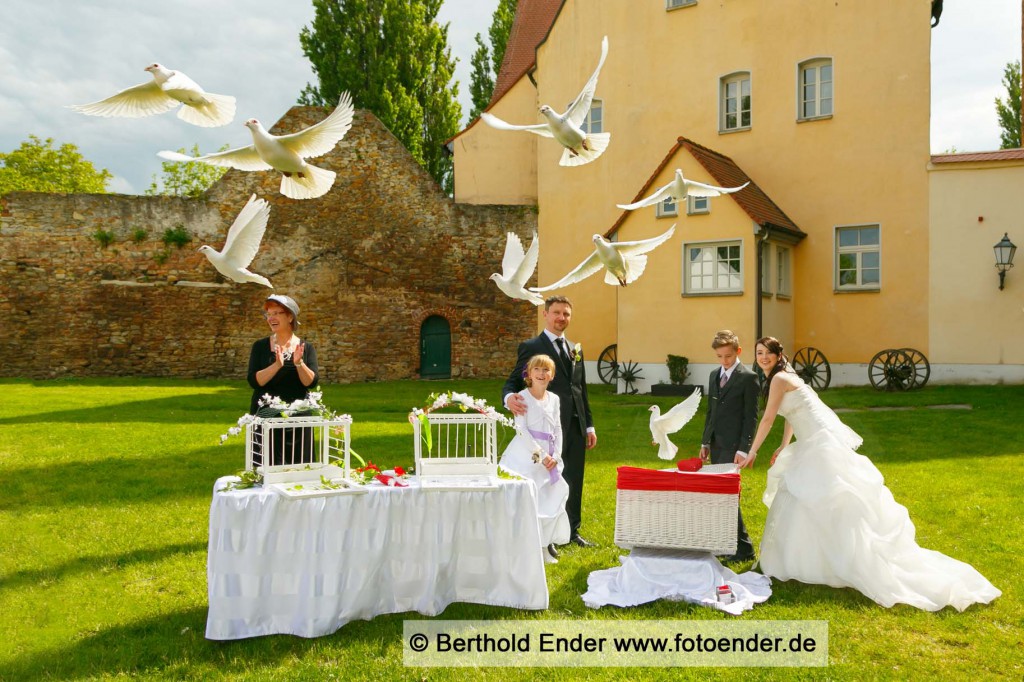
[246,338,320,414]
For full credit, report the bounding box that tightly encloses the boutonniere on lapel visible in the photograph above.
[573,343,582,363]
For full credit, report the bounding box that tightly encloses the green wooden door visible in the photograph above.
[420,315,451,378]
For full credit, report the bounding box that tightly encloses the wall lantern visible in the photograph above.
[993,233,1016,290]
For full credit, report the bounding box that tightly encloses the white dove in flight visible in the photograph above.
[531,224,675,291]
[617,169,749,211]
[490,231,544,306]
[649,388,702,461]
[157,92,355,200]
[70,63,236,128]
[480,36,610,167]
[198,194,273,288]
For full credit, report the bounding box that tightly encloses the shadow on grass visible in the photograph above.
[0,391,250,426]
[0,601,547,680]
[0,450,230,510]
[0,541,206,591]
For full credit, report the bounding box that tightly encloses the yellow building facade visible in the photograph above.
[454,0,1020,388]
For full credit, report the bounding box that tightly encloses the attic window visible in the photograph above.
[666,0,697,10]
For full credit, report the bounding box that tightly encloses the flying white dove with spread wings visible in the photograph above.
[158,92,355,200]
[531,224,675,291]
[490,231,544,305]
[480,36,610,167]
[649,388,702,460]
[198,194,273,288]
[617,169,749,211]
[70,63,235,128]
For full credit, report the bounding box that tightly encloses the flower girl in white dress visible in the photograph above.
[499,354,571,564]
[738,337,1000,612]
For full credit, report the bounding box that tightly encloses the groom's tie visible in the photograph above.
[556,338,572,369]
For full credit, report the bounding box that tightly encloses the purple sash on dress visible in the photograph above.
[529,428,561,484]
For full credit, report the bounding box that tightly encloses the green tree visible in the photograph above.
[488,0,517,79]
[298,0,462,193]
[468,34,493,121]
[995,60,1022,149]
[468,0,518,120]
[0,135,111,195]
[145,143,229,198]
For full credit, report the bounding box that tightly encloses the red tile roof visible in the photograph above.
[490,0,563,108]
[930,148,1024,163]
[607,137,805,241]
[448,0,562,142]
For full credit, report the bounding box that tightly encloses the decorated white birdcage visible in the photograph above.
[244,411,365,498]
[409,392,508,490]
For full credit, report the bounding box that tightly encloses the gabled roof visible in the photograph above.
[930,148,1024,164]
[607,137,805,241]
[490,0,563,108]
[448,0,562,143]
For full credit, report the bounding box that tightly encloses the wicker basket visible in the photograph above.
[614,464,740,554]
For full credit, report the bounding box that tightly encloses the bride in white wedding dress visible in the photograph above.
[737,337,1000,612]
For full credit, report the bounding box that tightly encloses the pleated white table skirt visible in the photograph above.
[206,477,548,640]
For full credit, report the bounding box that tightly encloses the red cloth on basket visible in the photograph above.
[676,457,704,472]
[616,466,740,494]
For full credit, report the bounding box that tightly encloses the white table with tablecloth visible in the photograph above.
[205,477,548,640]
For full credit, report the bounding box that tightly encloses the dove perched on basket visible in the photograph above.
[481,36,610,167]
[158,92,355,200]
[70,63,236,128]
[617,169,749,212]
[198,194,273,288]
[649,388,702,460]
[490,231,544,305]
[531,224,675,291]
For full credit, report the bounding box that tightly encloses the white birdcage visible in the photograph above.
[245,414,365,497]
[412,412,500,490]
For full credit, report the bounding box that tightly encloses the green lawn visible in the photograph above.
[0,378,1020,680]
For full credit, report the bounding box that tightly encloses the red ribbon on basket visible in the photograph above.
[676,457,704,472]
[616,466,740,494]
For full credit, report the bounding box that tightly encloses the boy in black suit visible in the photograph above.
[503,296,597,548]
[699,330,759,562]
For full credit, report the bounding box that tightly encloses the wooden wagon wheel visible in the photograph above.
[597,344,619,385]
[792,347,832,390]
[899,348,930,389]
[868,349,915,391]
[618,360,643,395]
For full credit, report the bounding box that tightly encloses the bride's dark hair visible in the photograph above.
[756,336,790,399]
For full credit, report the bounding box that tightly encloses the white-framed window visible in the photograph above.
[836,224,880,290]
[760,245,772,295]
[581,98,603,134]
[684,240,743,295]
[776,245,791,296]
[720,72,751,132]
[656,196,678,217]
[687,196,710,215]
[798,58,833,120]
[666,0,697,9]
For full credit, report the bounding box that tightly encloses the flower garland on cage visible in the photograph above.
[218,391,353,444]
[407,391,515,454]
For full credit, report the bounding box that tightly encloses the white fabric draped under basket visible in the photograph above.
[582,548,772,615]
[206,476,548,640]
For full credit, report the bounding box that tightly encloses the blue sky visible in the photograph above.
[0,0,1018,194]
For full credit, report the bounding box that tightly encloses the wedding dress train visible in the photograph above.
[760,383,1000,612]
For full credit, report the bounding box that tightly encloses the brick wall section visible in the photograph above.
[0,108,538,382]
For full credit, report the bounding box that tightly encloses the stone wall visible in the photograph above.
[0,108,538,382]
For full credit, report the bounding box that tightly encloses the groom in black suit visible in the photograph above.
[503,295,597,548]
[700,330,759,563]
